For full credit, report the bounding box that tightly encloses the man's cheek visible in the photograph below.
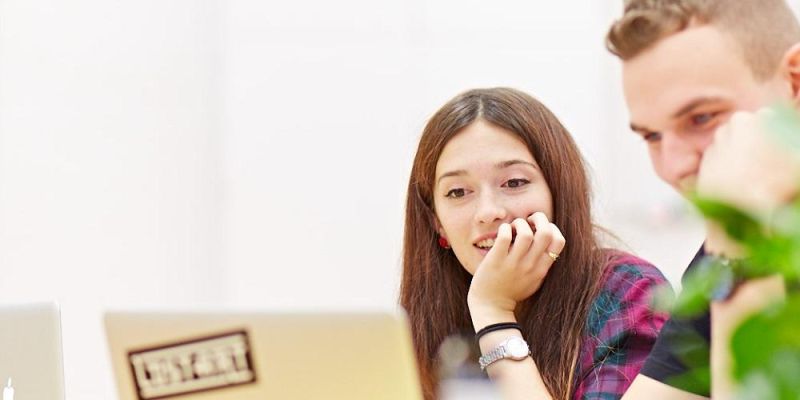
[650,158,673,187]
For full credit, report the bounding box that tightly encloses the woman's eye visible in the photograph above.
[504,179,530,188]
[445,188,466,198]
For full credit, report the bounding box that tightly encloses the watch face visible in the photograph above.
[506,337,529,359]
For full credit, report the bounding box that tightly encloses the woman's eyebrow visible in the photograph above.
[436,169,466,185]
[437,159,538,185]
[496,159,538,170]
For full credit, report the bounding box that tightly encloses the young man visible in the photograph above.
[606,0,800,398]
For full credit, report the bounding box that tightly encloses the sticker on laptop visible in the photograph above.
[128,330,257,400]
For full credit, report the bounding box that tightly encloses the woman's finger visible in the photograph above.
[485,222,513,264]
[509,217,534,262]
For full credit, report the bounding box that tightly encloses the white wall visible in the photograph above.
[218,0,704,309]
[0,1,222,398]
[1,1,765,399]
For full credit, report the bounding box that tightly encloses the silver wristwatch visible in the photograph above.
[478,336,531,371]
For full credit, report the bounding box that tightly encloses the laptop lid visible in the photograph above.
[0,302,66,400]
[104,310,423,400]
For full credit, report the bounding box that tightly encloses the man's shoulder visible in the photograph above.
[680,245,707,283]
[638,244,712,397]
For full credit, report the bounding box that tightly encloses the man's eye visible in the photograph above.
[643,132,662,143]
[691,113,716,127]
[504,179,530,188]
[445,188,466,198]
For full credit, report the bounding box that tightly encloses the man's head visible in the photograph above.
[607,0,800,193]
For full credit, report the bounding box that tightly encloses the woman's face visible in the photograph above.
[433,120,554,275]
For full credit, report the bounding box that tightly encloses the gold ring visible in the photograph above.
[547,252,560,261]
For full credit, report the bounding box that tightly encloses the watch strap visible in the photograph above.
[478,344,507,371]
[478,337,530,371]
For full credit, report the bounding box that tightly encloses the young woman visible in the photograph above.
[400,87,671,400]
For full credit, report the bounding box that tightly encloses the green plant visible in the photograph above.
[676,105,800,400]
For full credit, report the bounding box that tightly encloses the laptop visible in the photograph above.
[104,310,423,400]
[0,302,66,400]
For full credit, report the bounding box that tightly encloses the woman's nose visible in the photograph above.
[474,190,507,224]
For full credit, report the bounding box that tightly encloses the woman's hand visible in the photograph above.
[467,212,565,328]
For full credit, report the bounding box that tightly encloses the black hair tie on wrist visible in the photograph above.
[475,322,522,342]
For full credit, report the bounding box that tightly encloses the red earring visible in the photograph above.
[438,236,450,249]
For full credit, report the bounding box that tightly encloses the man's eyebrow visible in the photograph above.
[629,123,651,134]
[671,96,726,119]
[629,96,727,134]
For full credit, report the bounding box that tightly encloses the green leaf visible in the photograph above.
[678,105,800,399]
[765,103,800,151]
[689,196,763,243]
[671,256,732,318]
[746,236,800,282]
[731,295,800,400]
[688,194,800,283]
[667,366,711,396]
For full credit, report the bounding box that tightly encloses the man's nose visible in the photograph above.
[657,132,705,188]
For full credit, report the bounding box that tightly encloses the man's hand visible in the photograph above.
[710,275,786,398]
[697,108,800,257]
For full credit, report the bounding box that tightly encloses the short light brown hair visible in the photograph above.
[606,0,800,80]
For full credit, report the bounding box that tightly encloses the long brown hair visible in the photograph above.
[400,88,607,400]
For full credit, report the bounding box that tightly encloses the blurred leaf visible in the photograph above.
[746,236,800,282]
[766,103,800,151]
[762,205,800,283]
[690,196,763,243]
[650,282,676,314]
[672,256,732,318]
[737,371,780,400]
[689,194,800,283]
[678,105,800,399]
[665,327,711,395]
[667,366,711,396]
[731,295,800,400]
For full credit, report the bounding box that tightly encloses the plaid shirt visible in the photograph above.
[572,254,671,400]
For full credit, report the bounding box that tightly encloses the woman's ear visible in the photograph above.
[432,217,446,238]
[432,217,452,249]
[780,43,800,102]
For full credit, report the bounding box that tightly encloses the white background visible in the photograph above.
[1,1,797,399]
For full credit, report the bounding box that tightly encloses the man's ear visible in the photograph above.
[780,42,800,102]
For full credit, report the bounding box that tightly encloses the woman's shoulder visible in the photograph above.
[598,250,669,294]
[573,256,673,398]
[584,249,672,338]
